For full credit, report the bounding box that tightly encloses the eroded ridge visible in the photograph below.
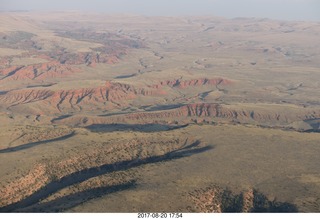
[0,136,211,212]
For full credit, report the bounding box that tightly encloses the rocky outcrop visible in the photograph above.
[48,48,125,66]
[49,102,320,129]
[0,89,55,106]
[0,164,49,208]
[0,62,78,81]
[0,136,198,211]
[151,78,233,89]
[0,66,23,77]
[0,48,125,82]
[0,81,165,112]
[120,103,320,124]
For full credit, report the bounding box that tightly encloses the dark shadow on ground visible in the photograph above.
[99,111,134,117]
[302,119,320,133]
[17,181,136,212]
[0,132,76,153]
[0,140,213,212]
[218,188,298,212]
[114,73,138,79]
[304,129,320,133]
[250,190,298,212]
[98,104,184,117]
[189,186,298,213]
[86,123,189,133]
[144,104,184,111]
[26,83,57,88]
[50,115,73,123]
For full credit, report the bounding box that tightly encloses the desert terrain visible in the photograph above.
[0,12,320,212]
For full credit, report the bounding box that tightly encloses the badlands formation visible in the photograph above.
[0,12,320,212]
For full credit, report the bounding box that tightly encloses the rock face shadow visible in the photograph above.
[86,123,189,133]
[17,181,137,212]
[189,186,298,213]
[0,132,76,153]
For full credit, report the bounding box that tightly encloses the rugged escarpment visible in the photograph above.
[0,62,78,81]
[50,103,320,130]
[0,77,234,114]
[0,46,126,82]
[0,81,164,113]
[0,29,144,83]
[151,77,233,89]
[128,104,320,128]
[0,136,202,211]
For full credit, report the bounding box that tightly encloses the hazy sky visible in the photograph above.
[0,0,319,21]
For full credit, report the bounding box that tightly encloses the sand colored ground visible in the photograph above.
[0,12,319,212]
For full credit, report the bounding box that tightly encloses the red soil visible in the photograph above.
[0,81,165,112]
[0,62,78,81]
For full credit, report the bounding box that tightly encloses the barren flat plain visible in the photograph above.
[0,12,320,212]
